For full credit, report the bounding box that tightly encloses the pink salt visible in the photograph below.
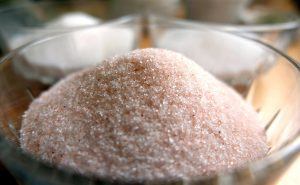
[20,48,268,181]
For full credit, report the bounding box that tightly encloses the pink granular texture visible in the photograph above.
[21,48,268,181]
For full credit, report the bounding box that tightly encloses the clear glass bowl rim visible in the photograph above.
[149,15,300,33]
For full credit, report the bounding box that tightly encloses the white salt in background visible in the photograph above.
[155,29,275,83]
[8,12,101,49]
[10,12,136,84]
[21,49,268,181]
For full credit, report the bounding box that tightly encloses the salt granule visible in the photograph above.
[21,48,268,181]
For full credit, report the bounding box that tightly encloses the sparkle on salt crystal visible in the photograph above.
[21,48,268,182]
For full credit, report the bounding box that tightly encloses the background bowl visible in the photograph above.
[182,1,300,50]
[0,23,299,185]
[11,15,141,84]
[0,0,182,56]
[150,12,299,54]
[0,1,114,54]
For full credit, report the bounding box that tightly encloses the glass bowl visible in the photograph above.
[10,15,141,85]
[0,1,119,53]
[181,1,300,51]
[0,24,299,185]
[0,0,182,55]
[150,13,299,54]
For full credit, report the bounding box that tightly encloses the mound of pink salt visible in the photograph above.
[20,48,268,181]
